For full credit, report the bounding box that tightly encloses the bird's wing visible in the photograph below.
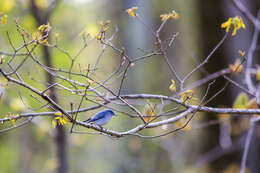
[85,112,105,122]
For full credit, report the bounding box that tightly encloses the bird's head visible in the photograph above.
[105,109,116,117]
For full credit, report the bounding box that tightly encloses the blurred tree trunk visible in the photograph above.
[198,0,260,172]
[29,1,68,173]
[197,1,240,171]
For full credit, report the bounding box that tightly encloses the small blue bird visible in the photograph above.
[83,109,116,126]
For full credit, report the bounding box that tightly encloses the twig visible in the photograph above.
[240,120,255,173]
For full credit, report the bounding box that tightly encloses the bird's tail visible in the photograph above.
[83,118,91,122]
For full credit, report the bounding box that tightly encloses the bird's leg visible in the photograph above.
[96,124,105,131]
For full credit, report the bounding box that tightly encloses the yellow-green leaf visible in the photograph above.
[55,111,62,116]
[1,14,7,25]
[52,119,57,128]
[10,119,16,126]
[126,6,138,18]
[256,68,260,81]
[169,79,176,92]
[233,92,248,109]
[142,100,155,123]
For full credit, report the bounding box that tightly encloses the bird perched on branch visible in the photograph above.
[83,109,116,126]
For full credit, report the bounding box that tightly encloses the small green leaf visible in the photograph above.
[233,92,248,109]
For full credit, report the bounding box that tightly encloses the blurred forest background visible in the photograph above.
[1,0,260,173]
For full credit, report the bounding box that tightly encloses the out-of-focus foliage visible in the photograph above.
[233,92,248,109]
